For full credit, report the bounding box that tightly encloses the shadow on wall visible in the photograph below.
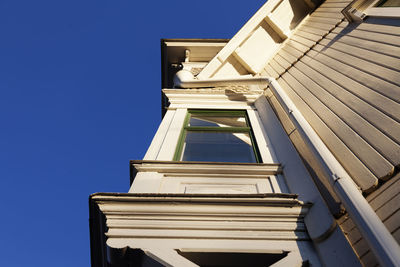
[318,15,400,52]
[288,0,316,30]
[224,89,248,102]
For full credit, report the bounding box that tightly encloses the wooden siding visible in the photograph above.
[264,88,343,214]
[261,0,400,192]
[338,173,400,267]
[263,2,400,263]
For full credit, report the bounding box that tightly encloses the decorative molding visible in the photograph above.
[131,160,282,176]
[91,194,311,250]
[130,161,284,194]
[163,88,264,108]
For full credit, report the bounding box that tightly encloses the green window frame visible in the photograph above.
[173,110,261,163]
[375,0,400,7]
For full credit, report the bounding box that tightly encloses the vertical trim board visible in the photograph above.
[156,108,187,161]
[144,110,175,160]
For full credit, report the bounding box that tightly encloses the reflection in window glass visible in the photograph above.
[189,115,247,127]
[376,0,400,7]
[181,131,256,163]
[175,110,261,163]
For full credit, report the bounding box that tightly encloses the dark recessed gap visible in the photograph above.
[177,251,289,267]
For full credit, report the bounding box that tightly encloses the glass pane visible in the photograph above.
[376,0,400,6]
[189,115,247,127]
[181,131,257,163]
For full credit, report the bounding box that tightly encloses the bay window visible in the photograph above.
[174,110,261,163]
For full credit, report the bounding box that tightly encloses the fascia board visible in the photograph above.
[198,0,283,79]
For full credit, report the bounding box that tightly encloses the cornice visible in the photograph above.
[90,193,311,250]
[163,87,264,108]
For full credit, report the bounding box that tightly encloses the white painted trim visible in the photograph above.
[107,220,306,231]
[264,14,290,40]
[198,0,313,79]
[367,7,400,17]
[138,88,290,194]
[106,228,310,240]
[247,108,289,193]
[163,41,227,47]
[133,161,282,175]
[130,161,284,194]
[129,172,163,193]
[92,194,321,265]
[342,0,400,22]
[268,77,400,266]
[107,238,305,255]
[174,70,268,90]
[246,109,278,163]
[163,88,264,109]
[198,0,297,79]
[254,96,336,241]
[166,104,255,109]
[233,47,258,74]
[94,195,311,245]
[156,108,187,160]
[144,109,175,160]
[144,248,199,267]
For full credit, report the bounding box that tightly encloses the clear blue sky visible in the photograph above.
[0,1,265,266]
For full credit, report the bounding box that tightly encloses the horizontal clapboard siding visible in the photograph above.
[338,173,400,266]
[276,72,380,190]
[260,0,400,264]
[265,87,343,214]
[261,0,400,192]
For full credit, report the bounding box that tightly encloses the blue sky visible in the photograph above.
[0,1,265,266]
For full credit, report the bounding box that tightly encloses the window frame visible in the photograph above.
[343,0,400,22]
[173,109,262,163]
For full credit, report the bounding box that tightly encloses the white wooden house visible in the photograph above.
[90,0,400,266]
